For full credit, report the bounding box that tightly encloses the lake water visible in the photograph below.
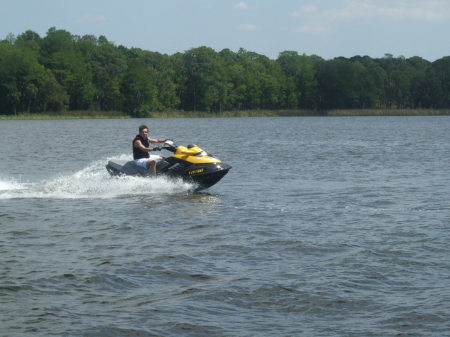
[0,116,449,337]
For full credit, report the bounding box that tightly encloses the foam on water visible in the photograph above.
[0,155,194,199]
[0,179,28,192]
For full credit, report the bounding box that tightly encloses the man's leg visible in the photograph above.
[147,159,156,175]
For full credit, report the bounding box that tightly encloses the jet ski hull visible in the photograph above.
[106,158,231,191]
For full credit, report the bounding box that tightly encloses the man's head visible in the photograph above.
[139,124,149,138]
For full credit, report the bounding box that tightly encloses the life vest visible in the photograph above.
[133,135,149,160]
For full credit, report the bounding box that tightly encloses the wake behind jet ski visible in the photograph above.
[106,140,231,191]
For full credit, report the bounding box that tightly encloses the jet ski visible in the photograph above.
[106,140,231,191]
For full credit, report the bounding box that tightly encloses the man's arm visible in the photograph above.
[148,137,166,143]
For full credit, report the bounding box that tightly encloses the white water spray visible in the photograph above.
[0,155,194,200]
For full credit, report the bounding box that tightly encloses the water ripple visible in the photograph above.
[1,117,449,336]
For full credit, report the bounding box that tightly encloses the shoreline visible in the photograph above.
[1,109,450,120]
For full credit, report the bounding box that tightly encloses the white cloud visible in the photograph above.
[291,0,450,22]
[238,23,257,31]
[79,14,106,23]
[291,5,318,17]
[296,23,328,34]
[234,2,248,10]
[330,0,449,21]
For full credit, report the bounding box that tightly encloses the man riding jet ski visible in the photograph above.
[106,140,231,191]
[132,124,168,175]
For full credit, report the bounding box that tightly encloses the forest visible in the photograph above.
[1,27,450,116]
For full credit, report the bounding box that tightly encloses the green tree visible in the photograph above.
[430,57,450,108]
[0,41,67,114]
[236,48,285,109]
[217,48,247,110]
[125,48,179,112]
[87,36,127,110]
[3,27,450,115]
[40,27,74,62]
[121,60,159,116]
[176,46,224,112]
[406,56,432,108]
[376,56,413,108]
[277,51,318,109]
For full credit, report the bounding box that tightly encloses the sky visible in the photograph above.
[1,0,449,61]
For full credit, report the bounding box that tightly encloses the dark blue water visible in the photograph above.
[1,116,449,336]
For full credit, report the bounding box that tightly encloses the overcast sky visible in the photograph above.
[2,0,449,61]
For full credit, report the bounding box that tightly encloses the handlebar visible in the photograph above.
[161,140,177,153]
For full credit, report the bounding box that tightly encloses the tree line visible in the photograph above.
[1,27,450,116]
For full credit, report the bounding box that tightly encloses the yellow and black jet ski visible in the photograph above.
[106,140,231,191]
